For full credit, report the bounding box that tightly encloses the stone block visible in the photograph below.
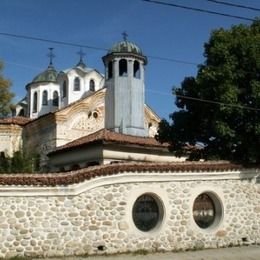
[7,218,17,225]
[254,207,260,213]
[79,210,88,217]
[87,203,96,210]
[39,204,49,211]
[71,220,82,226]
[76,203,85,209]
[182,204,189,210]
[117,232,125,239]
[118,221,129,230]
[173,199,182,205]
[104,193,113,201]
[47,233,58,239]
[15,211,25,218]
[19,229,28,235]
[103,221,112,226]
[61,221,69,226]
[89,225,98,230]
[31,232,40,238]
[216,230,227,237]
[30,240,37,246]
[68,212,78,218]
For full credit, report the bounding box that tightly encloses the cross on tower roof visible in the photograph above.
[77,49,86,62]
[76,49,86,68]
[47,47,55,66]
[122,31,128,41]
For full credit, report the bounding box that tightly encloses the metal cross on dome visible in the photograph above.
[47,47,55,65]
[77,49,86,62]
[122,31,128,41]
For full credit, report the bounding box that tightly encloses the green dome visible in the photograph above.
[108,40,143,55]
[32,64,58,83]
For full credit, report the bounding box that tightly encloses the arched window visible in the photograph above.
[134,60,140,78]
[42,90,48,105]
[53,91,59,106]
[74,77,80,91]
[62,81,67,98]
[33,92,38,113]
[119,59,127,76]
[89,79,95,91]
[108,61,113,79]
[18,109,25,117]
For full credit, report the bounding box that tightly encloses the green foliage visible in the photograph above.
[156,20,260,164]
[0,151,40,173]
[0,61,14,117]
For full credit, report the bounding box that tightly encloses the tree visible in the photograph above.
[0,151,40,173]
[0,61,14,117]
[156,20,260,164]
[0,152,10,172]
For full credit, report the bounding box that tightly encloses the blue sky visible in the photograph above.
[0,0,259,119]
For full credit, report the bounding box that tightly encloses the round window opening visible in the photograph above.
[93,112,98,119]
[132,194,163,232]
[193,193,222,229]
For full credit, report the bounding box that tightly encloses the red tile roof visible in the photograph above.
[50,129,168,155]
[0,162,247,187]
[0,116,31,126]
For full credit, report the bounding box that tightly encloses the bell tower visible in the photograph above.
[102,36,148,137]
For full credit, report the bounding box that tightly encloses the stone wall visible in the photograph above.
[0,164,259,257]
[23,113,56,169]
[0,124,23,157]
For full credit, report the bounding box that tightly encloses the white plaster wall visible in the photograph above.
[104,57,147,137]
[55,107,104,148]
[57,73,69,109]
[0,125,23,157]
[29,82,60,118]
[66,69,104,105]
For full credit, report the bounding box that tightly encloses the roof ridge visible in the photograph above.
[0,161,249,187]
[0,116,32,126]
[50,128,166,156]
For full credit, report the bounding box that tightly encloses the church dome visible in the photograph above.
[32,64,58,83]
[108,40,143,56]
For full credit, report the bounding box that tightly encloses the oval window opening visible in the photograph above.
[193,193,216,229]
[132,194,162,232]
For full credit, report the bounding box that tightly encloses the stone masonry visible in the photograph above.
[0,164,259,258]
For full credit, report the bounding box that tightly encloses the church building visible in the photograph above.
[0,38,258,258]
[16,48,104,119]
[0,37,182,170]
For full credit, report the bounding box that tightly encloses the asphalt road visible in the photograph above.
[38,245,260,260]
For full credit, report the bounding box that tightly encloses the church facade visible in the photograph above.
[0,39,259,258]
[15,48,105,119]
[0,42,162,169]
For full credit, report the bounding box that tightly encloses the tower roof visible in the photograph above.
[103,39,147,65]
[76,59,87,69]
[108,40,143,56]
[32,64,58,83]
[75,49,87,69]
[30,47,58,84]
